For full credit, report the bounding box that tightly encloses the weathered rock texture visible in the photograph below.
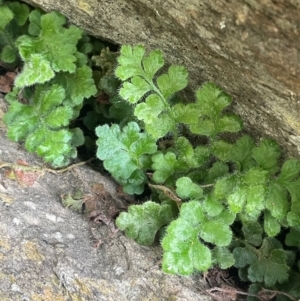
[0,96,210,301]
[22,0,300,156]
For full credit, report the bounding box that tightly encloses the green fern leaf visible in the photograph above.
[152,152,176,184]
[176,137,209,168]
[206,161,229,183]
[242,167,269,186]
[4,101,36,141]
[119,77,152,103]
[203,195,224,217]
[242,222,263,246]
[211,140,233,162]
[265,182,289,220]
[212,247,235,269]
[264,212,281,237]
[172,103,199,125]
[162,201,212,274]
[244,184,266,219]
[152,152,185,184]
[96,122,157,194]
[200,219,232,246]
[248,249,289,286]
[7,2,30,26]
[190,119,215,136]
[28,9,42,36]
[195,82,232,117]
[285,229,300,247]
[233,247,257,268]
[0,5,13,30]
[141,49,164,79]
[145,113,175,139]
[175,177,203,200]
[213,175,239,200]
[252,139,281,174]
[230,135,255,171]
[116,201,174,245]
[44,107,73,128]
[17,11,83,82]
[134,94,165,123]
[54,66,97,106]
[217,115,242,133]
[157,65,188,99]
[70,128,84,147]
[1,45,16,63]
[227,186,247,214]
[115,45,147,80]
[278,159,300,185]
[15,53,55,87]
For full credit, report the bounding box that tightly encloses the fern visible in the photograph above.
[2,3,96,167]
[94,45,300,299]
[2,5,300,297]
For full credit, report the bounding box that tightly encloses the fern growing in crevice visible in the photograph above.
[1,2,97,167]
[95,45,300,300]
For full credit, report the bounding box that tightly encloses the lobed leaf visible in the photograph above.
[55,66,97,106]
[252,139,281,174]
[242,167,269,186]
[7,2,30,26]
[200,219,232,246]
[265,182,289,220]
[0,5,13,30]
[144,113,175,139]
[195,82,232,118]
[264,212,281,237]
[172,103,199,125]
[277,158,300,185]
[115,45,146,80]
[211,140,233,162]
[203,195,224,217]
[151,152,178,184]
[44,107,73,128]
[162,201,212,274]
[212,247,235,269]
[15,53,55,87]
[119,76,152,104]
[157,65,188,99]
[242,222,263,246]
[248,249,289,287]
[96,122,157,194]
[213,175,239,200]
[1,45,16,63]
[216,115,242,134]
[233,247,257,268]
[141,49,164,79]
[206,161,229,183]
[116,201,174,245]
[285,229,300,247]
[134,94,165,123]
[229,135,255,171]
[28,9,42,36]
[175,177,203,200]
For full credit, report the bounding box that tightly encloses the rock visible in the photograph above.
[22,0,300,157]
[0,99,210,300]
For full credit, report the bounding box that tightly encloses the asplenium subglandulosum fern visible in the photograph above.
[2,6,97,167]
[0,1,30,65]
[115,45,190,139]
[15,10,83,87]
[96,122,157,194]
[4,84,83,167]
[116,200,175,245]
